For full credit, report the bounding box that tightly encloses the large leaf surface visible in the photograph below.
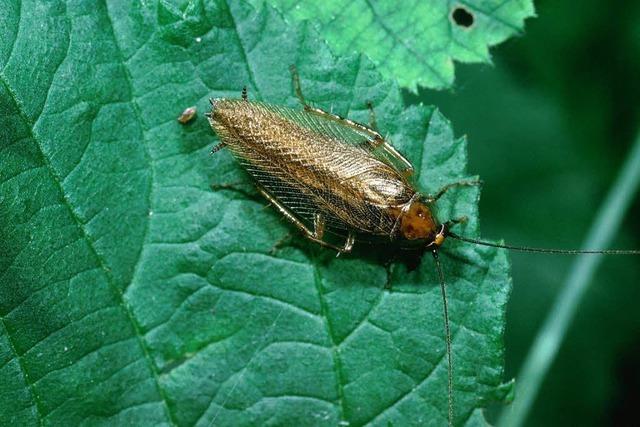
[0,1,511,425]
[255,0,535,91]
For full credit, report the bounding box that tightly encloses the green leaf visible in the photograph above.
[0,1,511,425]
[253,0,535,91]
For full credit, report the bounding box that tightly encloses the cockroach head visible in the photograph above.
[399,199,441,243]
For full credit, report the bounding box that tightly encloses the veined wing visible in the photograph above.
[257,102,412,176]
[238,153,399,235]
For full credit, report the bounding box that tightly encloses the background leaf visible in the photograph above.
[0,0,510,425]
[411,0,640,424]
[251,0,535,91]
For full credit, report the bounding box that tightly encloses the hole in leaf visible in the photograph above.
[452,7,474,28]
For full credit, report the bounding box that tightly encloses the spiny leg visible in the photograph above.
[256,185,355,254]
[210,181,253,191]
[210,181,258,201]
[311,213,355,254]
[210,181,249,190]
[290,65,384,139]
[290,64,309,108]
[313,213,326,239]
[426,179,483,203]
[291,65,382,140]
[380,140,414,177]
[304,99,415,176]
[444,216,468,229]
[383,259,394,290]
[318,99,414,176]
[366,101,379,131]
[338,233,355,256]
[365,101,414,176]
[241,86,248,101]
[291,66,412,176]
[210,142,227,154]
[269,232,294,255]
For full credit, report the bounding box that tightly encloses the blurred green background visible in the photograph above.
[406,0,640,425]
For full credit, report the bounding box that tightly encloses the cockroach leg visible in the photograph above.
[256,184,354,253]
[211,142,227,154]
[304,100,415,177]
[384,261,394,290]
[445,216,468,228]
[210,181,256,198]
[426,179,483,203]
[289,64,310,109]
[210,181,249,190]
[269,232,294,255]
[313,213,326,239]
[380,141,414,176]
[290,66,409,175]
[241,86,248,101]
[366,101,413,174]
[366,101,379,131]
[340,232,356,255]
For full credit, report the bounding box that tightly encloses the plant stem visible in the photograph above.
[498,131,640,427]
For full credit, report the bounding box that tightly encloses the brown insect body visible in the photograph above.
[209,98,442,250]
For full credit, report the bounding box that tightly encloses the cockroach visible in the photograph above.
[206,66,640,426]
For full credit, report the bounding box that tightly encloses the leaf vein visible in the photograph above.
[0,315,45,423]
[312,262,347,421]
[362,0,448,86]
[363,249,499,425]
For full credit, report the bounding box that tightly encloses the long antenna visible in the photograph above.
[447,232,640,255]
[432,250,454,427]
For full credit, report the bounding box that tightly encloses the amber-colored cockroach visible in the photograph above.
[208,73,477,253]
[206,66,640,427]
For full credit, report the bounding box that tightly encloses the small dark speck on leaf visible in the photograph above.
[452,7,474,28]
[178,106,197,124]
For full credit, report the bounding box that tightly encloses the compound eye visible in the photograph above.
[414,206,427,219]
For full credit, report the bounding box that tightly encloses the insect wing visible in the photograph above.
[251,104,411,234]
[261,103,410,175]
[212,100,412,236]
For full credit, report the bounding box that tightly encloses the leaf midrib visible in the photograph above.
[0,4,175,423]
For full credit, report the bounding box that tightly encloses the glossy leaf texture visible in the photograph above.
[254,0,535,91]
[0,0,511,425]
